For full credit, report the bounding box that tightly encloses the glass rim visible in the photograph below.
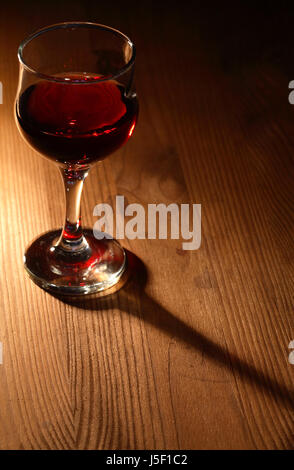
[17,21,136,84]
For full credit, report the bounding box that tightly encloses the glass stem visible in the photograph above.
[56,166,90,253]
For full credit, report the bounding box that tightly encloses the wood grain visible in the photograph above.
[0,0,293,449]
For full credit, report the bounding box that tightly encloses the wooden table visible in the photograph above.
[0,0,293,450]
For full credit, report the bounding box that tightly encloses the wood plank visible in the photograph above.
[0,0,293,449]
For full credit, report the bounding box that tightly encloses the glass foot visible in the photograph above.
[24,229,127,295]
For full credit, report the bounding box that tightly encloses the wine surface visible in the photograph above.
[16,75,138,165]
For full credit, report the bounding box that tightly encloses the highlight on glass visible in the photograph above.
[15,22,138,295]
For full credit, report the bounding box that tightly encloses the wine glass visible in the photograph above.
[15,22,138,295]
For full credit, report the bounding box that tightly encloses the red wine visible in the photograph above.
[16,75,138,165]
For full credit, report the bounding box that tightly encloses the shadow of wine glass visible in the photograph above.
[55,250,294,410]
